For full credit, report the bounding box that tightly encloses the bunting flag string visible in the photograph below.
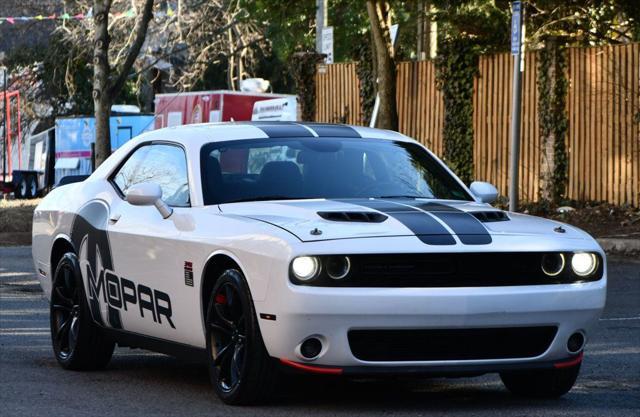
[0,7,176,25]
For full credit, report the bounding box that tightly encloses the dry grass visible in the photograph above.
[0,198,41,245]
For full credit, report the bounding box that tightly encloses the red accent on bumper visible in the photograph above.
[554,352,583,369]
[279,358,343,375]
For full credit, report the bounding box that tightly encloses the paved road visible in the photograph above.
[1,246,638,416]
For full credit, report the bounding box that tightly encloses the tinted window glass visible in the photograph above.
[113,144,190,207]
[200,138,471,205]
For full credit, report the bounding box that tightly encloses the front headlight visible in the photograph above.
[571,252,598,277]
[291,256,320,281]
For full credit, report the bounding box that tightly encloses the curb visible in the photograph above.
[597,238,640,257]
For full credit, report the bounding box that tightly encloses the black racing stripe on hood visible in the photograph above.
[335,199,455,245]
[252,122,314,138]
[429,212,492,244]
[301,123,361,138]
[394,200,492,245]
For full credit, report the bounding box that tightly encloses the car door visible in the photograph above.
[105,142,195,344]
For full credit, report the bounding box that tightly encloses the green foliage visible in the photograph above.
[6,32,93,117]
[431,0,510,52]
[289,51,325,121]
[527,0,640,46]
[434,38,479,185]
[537,39,568,203]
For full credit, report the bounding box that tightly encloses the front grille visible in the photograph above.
[291,252,604,287]
[348,326,558,361]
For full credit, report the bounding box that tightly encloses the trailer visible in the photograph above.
[1,97,153,198]
[0,88,41,198]
[154,90,296,128]
[54,114,154,184]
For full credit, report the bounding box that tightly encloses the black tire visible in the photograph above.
[205,269,278,405]
[50,253,115,370]
[500,363,581,398]
[14,177,28,199]
[27,175,38,198]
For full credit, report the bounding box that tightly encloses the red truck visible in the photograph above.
[154,90,296,128]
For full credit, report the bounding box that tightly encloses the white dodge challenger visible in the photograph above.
[32,122,606,404]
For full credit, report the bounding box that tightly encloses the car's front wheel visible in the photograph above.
[205,269,277,405]
[50,253,114,370]
[500,363,581,398]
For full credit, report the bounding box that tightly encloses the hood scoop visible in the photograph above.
[471,211,510,222]
[317,211,388,223]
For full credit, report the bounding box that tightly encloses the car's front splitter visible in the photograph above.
[278,352,584,377]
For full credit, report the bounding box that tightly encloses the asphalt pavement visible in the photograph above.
[1,246,638,416]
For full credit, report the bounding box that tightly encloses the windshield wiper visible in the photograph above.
[225,196,302,204]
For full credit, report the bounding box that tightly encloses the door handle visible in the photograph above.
[109,214,121,224]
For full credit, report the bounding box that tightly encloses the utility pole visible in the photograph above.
[509,1,524,212]
[2,65,7,185]
[316,0,328,53]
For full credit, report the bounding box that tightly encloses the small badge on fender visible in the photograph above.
[184,261,194,287]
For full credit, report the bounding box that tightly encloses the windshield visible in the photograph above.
[200,138,472,205]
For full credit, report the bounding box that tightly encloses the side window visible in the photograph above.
[112,144,190,207]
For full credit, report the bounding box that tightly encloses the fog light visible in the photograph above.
[292,256,320,281]
[326,256,351,280]
[567,332,585,353]
[300,338,322,359]
[541,253,565,276]
[571,253,597,277]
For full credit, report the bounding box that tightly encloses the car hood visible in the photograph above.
[219,199,589,243]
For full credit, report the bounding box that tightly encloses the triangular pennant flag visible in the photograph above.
[125,8,135,18]
[86,8,93,18]
[36,15,44,20]
[20,16,31,21]
[61,13,70,20]
[48,14,56,19]
[167,6,174,17]
[0,20,4,25]
[73,13,84,20]
[7,17,15,24]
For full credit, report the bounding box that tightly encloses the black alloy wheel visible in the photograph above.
[209,280,247,392]
[50,253,114,370]
[51,261,82,360]
[205,269,277,405]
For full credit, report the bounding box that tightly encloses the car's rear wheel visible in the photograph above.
[50,253,114,370]
[206,269,277,405]
[500,363,581,398]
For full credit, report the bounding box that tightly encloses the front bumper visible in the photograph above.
[255,271,606,371]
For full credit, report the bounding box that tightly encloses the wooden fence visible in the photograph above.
[315,43,640,207]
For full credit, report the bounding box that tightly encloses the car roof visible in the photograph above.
[134,121,414,149]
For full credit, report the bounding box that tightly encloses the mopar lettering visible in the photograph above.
[85,262,175,329]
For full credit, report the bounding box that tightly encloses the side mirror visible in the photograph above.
[125,182,173,219]
[469,181,498,204]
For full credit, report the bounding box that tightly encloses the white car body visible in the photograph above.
[32,122,606,376]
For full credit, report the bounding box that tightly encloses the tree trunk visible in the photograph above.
[92,0,155,168]
[366,0,398,131]
[92,1,112,168]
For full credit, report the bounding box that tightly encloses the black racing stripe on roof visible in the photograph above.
[301,123,361,138]
[251,122,314,138]
[336,199,456,245]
